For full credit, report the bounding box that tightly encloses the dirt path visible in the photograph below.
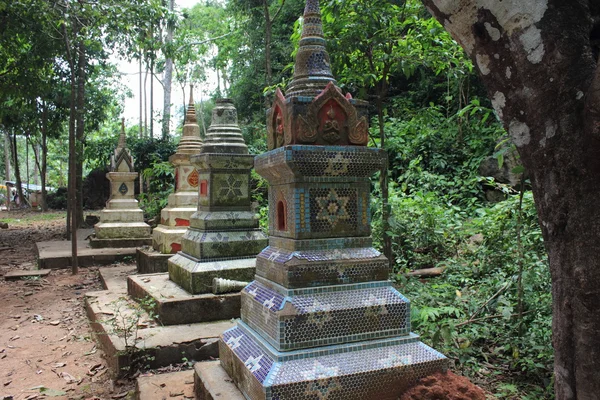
[0,210,129,400]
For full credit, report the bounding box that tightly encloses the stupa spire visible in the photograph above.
[175,85,203,155]
[117,117,127,149]
[285,0,336,98]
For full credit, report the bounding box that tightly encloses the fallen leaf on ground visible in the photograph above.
[3,380,12,386]
[49,320,60,326]
[9,336,19,341]
[51,363,66,368]
[111,392,129,399]
[60,372,79,384]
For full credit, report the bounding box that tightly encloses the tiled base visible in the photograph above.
[168,253,256,294]
[136,247,173,274]
[127,273,242,325]
[219,322,448,400]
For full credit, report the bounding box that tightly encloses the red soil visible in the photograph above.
[400,371,487,400]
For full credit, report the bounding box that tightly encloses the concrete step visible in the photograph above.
[136,370,195,400]
[85,287,235,377]
[194,361,245,400]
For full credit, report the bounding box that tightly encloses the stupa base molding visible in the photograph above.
[89,236,152,249]
[219,322,448,400]
[136,247,173,273]
[168,253,256,294]
[152,225,189,254]
[127,273,242,325]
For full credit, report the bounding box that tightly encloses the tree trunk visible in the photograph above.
[161,0,175,140]
[4,131,10,182]
[139,58,143,138]
[377,97,392,268]
[10,130,24,207]
[75,40,86,230]
[40,102,48,211]
[421,1,600,398]
[63,21,78,273]
[263,0,272,86]
[144,64,148,137]
[150,56,154,138]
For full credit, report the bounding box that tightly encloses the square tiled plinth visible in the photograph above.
[168,253,257,294]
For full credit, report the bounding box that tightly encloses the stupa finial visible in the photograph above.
[200,99,248,155]
[118,117,127,149]
[285,0,336,98]
[175,85,203,155]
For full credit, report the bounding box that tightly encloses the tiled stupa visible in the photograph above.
[168,99,268,295]
[216,1,448,398]
[152,87,204,254]
[92,119,151,248]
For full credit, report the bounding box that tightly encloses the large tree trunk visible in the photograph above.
[161,0,175,140]
[422,1,600,398]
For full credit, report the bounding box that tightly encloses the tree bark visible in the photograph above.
[10,130,24,207]
[421,1,600,398]
[75,40,86,230]
[161,0,175,140]
[139,58,143,138]
[4,131,10,182]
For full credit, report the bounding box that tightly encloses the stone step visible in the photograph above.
[99,265,137,292]
[241,280,411,351]
[136,370,195,400]
[85,288,235,377]
[127,273,242,325]
[194,360,245,400]
[136,247,172,274]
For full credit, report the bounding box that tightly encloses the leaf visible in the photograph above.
[38,387,67,397]
[511,165,525,174]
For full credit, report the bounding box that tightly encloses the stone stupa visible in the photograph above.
[137,87,204,273]
[128,99,268,325]
[91,119,151,248]
[205,0,448,398]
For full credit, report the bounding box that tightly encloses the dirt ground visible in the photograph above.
[0,210,130,400]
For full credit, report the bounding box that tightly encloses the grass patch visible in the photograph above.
[0,211,66,226]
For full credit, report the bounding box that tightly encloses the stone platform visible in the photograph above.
[127,273,242,325]
[36,229,138,269]
[85,266,235,377]
[136,247,172,273]
[89,234,152,249]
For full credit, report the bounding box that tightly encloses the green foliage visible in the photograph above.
[139,160,174,221]
[380,187,552,398]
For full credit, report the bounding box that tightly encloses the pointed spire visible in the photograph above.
[200,99,248,155]
[175,85,203,155]
[285,0,336,99]
[117,117,127,149]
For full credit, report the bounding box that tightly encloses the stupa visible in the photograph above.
[149,88,204,254]
[128,99,268,325]
[213,1,448,398]
[137,89,204,273]
[91,119,151,248]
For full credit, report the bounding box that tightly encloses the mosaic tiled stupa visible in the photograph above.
[152,87,204,254]
[216,1,448,398]
[92,119,151,248]
[168,99,268,295]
